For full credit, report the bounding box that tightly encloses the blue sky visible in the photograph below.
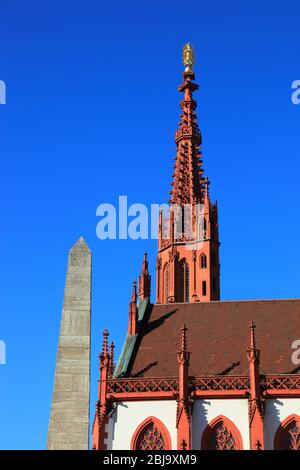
[0,0,299,449]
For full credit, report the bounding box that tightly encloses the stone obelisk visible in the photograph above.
[47,237,91,450]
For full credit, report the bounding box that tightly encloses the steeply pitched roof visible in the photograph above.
[126,299,300,377]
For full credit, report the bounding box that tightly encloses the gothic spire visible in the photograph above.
[170,43,207,206]
[128,281,138,335]
[100,329,109,362]
[156,44,221,304]
[138,252,151,300]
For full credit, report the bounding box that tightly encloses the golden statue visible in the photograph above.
[183,43,195,72]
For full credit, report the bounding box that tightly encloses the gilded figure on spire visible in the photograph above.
[183,43,195,72]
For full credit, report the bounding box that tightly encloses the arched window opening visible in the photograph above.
[131,417,171,450]
[198,216,207,240]
[201,416,243,450]
[163,264,169,304]
[274,415,300,450]
[200,253,207,269]
[203,217,207,239]
[179,261,189,302]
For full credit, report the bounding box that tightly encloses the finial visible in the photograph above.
[102,329,109,355]
[180,324,188,352]
[128,281,138,335]
[131,280,137,303]
[183,43,195,72]
[109,341,115,375]
[250,321,256,349]
[142,252,148,270]
[139,253,151,300]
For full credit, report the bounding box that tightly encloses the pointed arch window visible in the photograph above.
[203,217,207,239]
[200,253,207,269]
[198,215,207,240]
[201,416,243,450]
[131,417,171,450]
[179,260,189,302]
[274,415,300,450]
[163,263,169,304]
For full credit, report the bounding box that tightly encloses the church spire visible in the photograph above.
[156,44,221,304]
[170,43,205,206]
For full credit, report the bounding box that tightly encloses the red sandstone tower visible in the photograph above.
[156,43,220,304]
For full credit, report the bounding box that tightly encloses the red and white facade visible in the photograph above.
[92,326,300,450]
[92,48,300,451]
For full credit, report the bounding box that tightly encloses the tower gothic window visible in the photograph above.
[131,417,171,450]
[201,416,242,450]
[198,217,207,240]
[202,280,207,296]
[200,253,207,269]
[275,415,300,450]
[163,264,169,304]
[203,217,207,239]
[179,261,189,302]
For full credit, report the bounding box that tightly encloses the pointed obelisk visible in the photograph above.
[47,237,91,450]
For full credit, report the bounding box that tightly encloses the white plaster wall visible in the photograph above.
[192,399,250,450]
[264,398,300,450]
[105,400,177,450]
[105,397,300,450]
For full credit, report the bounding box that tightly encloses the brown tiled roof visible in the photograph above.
[128,299,300,377]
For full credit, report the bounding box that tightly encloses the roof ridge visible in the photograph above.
[154,298,300,306]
